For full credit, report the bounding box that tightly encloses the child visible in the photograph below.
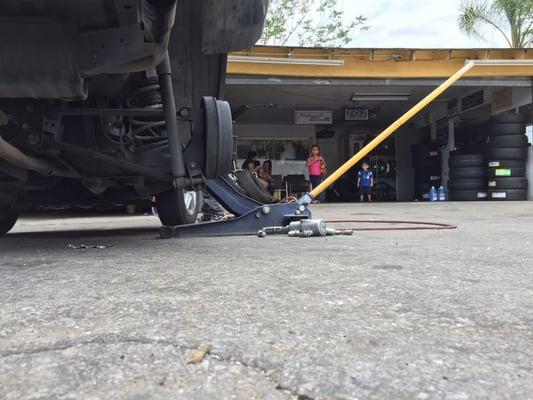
[306,145,326,203]
[357,161,374,202]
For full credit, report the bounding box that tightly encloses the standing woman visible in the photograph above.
[307,145,326,203]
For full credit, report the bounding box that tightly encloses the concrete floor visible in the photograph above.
[1,202,532,400]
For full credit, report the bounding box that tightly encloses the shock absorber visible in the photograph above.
[125,77,166,143]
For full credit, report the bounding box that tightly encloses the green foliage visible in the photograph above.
[259,0,369,47]
[458,0,533,47]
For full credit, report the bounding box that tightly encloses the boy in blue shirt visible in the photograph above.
[357,162,374,202]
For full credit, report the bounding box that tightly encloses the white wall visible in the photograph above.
[234,123,316,177]
[233,124,315,139]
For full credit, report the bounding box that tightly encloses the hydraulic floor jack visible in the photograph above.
[159,175,312,238]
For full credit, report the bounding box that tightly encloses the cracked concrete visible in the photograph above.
[1,202,533,399]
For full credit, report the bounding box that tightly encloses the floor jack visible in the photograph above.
[159,177,354,238]
[159,175,312,238]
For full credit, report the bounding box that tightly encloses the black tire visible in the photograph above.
[488,177,528,190]
[490,112,526,124]
[448,178,487,190]
[489,189,527,201]
[488,135,528,148]
[449,190,488,201]
[156,188,201,226]
[488,167,526,178]
[487,159,525,169]
[0,206,18,236]
[449,167,486,179]
[449,154,485,168]
[235,170,274,204]
[486,147,527,161]
[486,123,526,136]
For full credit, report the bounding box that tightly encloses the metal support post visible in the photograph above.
[156,51,186,183]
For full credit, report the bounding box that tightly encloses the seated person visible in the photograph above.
[258,160,274,195]
[241,151,258,170]
[248,160,270,192]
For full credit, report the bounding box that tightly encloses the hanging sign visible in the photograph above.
[294,110,332,125]
[345,107,369,121]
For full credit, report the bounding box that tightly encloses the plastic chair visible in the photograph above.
[284,174,308,198]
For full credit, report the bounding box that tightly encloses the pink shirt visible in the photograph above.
[308,158,322,176]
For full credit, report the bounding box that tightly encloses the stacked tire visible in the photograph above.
[412,144,441,201]
[486,123,528,201]
[448,153,488,201]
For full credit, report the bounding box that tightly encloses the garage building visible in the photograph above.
[224,46,533,202]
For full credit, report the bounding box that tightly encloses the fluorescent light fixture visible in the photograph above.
[467,59,533,66]
[351,92,410,101]
[228,55,344,66]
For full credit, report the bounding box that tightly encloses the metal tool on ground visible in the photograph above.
[256,219,354,238]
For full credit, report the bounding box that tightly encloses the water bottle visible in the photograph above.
[438,186,446,201]
[429,186,438,202]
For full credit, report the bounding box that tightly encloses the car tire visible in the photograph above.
[449,154,485,168]
[490,112,526,124]
[449,167,486,179]
[489,189,527,201]
[234,170,274,204]
[486,123,526,136]
[488,167,526,178]
[449,190,488,201]
[486,147,527,161]
[487,177,528,190]
[0,205,18,236]
[156,188,201,226]
[487,135,528,148]
[448,178,487,190]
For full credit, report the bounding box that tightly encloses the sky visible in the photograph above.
[317,0,508,48]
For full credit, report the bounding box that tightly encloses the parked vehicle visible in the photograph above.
[0,0,269,235]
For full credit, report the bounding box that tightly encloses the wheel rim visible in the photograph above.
[183,191,197,216]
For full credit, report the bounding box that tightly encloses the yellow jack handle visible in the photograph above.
[306,61,476,201]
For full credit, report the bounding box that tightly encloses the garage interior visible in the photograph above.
[224,47,533,202]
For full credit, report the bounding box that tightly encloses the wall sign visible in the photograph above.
[345,107,369,121]
[294,110,332,125]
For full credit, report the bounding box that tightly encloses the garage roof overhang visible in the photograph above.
[225,46,532,127]
[227,46,533,81]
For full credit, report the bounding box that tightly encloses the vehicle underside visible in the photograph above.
[0,0,268,234]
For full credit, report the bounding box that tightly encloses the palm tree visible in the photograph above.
[458,0,533,47]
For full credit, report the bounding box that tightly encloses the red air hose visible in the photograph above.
[325,220,457,231]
